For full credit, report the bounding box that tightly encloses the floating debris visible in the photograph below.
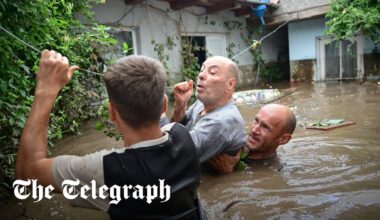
[233,88,296,105]
[233,89,280,105]
[307,119,355,131]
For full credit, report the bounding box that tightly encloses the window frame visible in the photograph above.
[316,34,364,81]
[108,26,138,57]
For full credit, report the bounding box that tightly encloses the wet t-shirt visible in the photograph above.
[243,154,284,171]
[182,100,246,163]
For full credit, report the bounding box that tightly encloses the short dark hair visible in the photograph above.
[103,55,166,129]
[285,111,297,134]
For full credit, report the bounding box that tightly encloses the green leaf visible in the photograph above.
[123,42,129,51]
[95,121,104,131]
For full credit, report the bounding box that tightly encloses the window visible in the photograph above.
[316,35,364,81]
[181,36,206,69]
[107,27,138,58]
[181,34,227,69]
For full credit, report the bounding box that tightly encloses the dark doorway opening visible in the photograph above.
[181,36,206,69]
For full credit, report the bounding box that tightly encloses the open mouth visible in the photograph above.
[196,84,205,91]
[248,134,260,144]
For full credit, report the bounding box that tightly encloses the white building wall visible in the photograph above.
[90,0,253,82]
[288,17,326,61]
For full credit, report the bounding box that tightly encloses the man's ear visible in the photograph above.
[226,77,236,91]
[279,134,292,145]
[108,101,116,122]
[161,94,167,114]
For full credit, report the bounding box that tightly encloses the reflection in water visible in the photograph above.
[1,82,379,219]
[199,82,380,219]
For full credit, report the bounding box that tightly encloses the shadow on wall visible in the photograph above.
[364,51,380,80]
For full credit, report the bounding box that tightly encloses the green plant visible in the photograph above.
[226,42,237,62]
[223,20,244,34]
[243,22,286,84]
[95,99,123,141]
[182,59,200,81]
[0,0,116,199]
[235,151,248,171]
[202,15,216,26]
[260,63,283,83]
[326,0,380,44]
[151,36,176,71]
[181,37,203,81]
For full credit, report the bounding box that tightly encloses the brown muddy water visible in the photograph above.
[1,81,380,219]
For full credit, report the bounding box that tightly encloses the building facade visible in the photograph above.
[91,0,255,87]
[91,0,379,85]
[262,0,379,81]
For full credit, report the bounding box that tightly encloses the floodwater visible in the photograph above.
[1,81,380,219]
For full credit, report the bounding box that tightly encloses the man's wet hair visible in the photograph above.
[285,111,297,134]
[103,55,166,129]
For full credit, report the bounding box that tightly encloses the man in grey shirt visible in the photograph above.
[170,56,246,173]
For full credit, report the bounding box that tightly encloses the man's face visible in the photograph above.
[195,57,231,106]
[246,107,286,153]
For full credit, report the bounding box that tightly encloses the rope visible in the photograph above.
[231,19,291,60]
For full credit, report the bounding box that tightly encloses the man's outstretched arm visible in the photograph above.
[15,50,78,188]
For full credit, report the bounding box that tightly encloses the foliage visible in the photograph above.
[235,150,248,171]
[181,37,202,81]
[203,15,216,26]
[0,0,116,199]
[226,42,237,63]
[326,0,380,44]
[151,36,176,71]
[251,43,284,83]
[223,20,246,64]
[244,25,285,83]
[95,99,123,141]
[260,63,283,83]
[223,20,244,35]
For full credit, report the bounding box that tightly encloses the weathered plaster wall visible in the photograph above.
[288,18,325,81]
[290,60,316,81]
[90,0,254,83]
[272,0,331,16]
[268,0,330,25]
[238,64,255,89]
